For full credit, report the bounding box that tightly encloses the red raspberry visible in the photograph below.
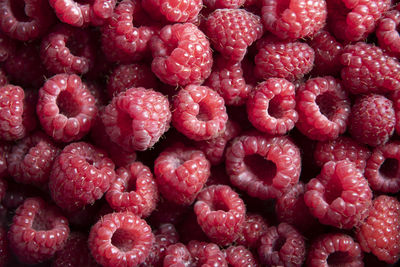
[49,142,116,212]
[101,87,171,151]
[340,42,400,94]
[304,160,373,229]
[356,195,400,264]
[172,84,228,141]
[261,0,327,40]
[236,213,269,248]
[224,245,258,267]
[376,9,400,57]
[194,185,246,246]
[89,212,154,267]
[296,76,350,141]
[105,162,158,217]
[0,68,7,87]
[349,94,395,147]
[0,142,10,179]
[8,197,70,264]
[0,32,14,62]
[203,0,246,9]
[154,143,211,206]
[142,0,202,23]
[205,8,263,62]
[37,74,97,142]
[150,23,213,86]
[258,223,306,267]
[307,233,364,266]
[247,78,298,136]
[225,133,301,200]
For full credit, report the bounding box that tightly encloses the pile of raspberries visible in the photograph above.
[1,0,400,266]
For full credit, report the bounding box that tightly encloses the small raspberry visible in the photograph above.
[376,9,400,57]
[349,94,395,147]
[203,0,246,9]
[8,197,70,264]
[89,212,154,267]
[304,160,373,229]
[142,0,202,23]
[224,245,258,267]
[0,68,7,87]
[154,142,211,206]
[236,213,269,248]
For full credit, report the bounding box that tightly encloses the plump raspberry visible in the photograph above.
[296,76,350,141]
[349,94,395,147]
[307,233,364,266]
[247,78,298,136]
[0,69,7,87]
[341,42,400,94]
[154,143,210,206]
[37,74,97,142]
[225,133,301,200]
[356,195,400,264]
[304,160,373,229]
[224,245,258,267]
[194,185,246,246]
[106,162,158,217]
[203,0,245,9]
[376,9,400,57]
[107,63,158,98]
[0,32,14,63]
[261,0,327,40]
[142,0,202,22]
[172,85,228,141]
[0,142,10,179]
[205,9,263,62]
[150,23,213,86]
[255,38,315,82]
[236,213,269,248]
[49,142,116,212]
[89,212,154,267]
[102,87,171,151]
[8,197,70,264]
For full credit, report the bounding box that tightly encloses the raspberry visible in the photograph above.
[101,87,171,151]
[225,133,301,200]
[8,197,70,264]
[205,9,263,62]
[49,142,116,212]
[255,38,315,82]
[105,162,158,218]
[37,74,98,142]
[224,245,258,267]
[307,233,364,266]
[356,195,400,264]
[340,42,400,94]
[154,143,211,206]
[0,142,11,179]
[150,23,213,86]
[247,78,298,136]
[203,0,246,9]
[258,223,306,267]
[236,213,269,248]
[296,76,350,141]
[172,84,228,141]
[349,94,395,147]
[376,9,400,57]
[261,0,327,40]
[304,160,373,229]
[0,32,14,62]
[89,212,154,267]
[142,0,202,23]
[0,68,7,87]
[194,185,246,246]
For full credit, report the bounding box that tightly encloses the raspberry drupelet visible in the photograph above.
[304,160,373,229]
[150,23,213,86]
[225,133,301,200]
[101,87,171,152]
[49,142,116,212]
[89,212,154,267]
[142,0,202,23]
[247,78,298,136]
[376,9,400,57]
[296,76,350,141]
[224,246,258,267]
[236,213,269,248]
[8,197,70,265]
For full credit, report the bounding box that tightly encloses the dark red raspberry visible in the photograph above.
[154,142,211,206]
[225,133,301,200]
[392,89,400,135]
[172,84,228,141]
[0,227,7,266]
[148,198,189,226]
[0,69,7,87]
[205,165,231,187]
[255,38,315,82]
[194,185,246,246]
[101,87,171,151]
[203,0,245,9]
[105,162,158,217]
[8,197,70,264]
[224,245,258,267]
[1,179,40,210]
[37,74,98,142]
[176,209,210,244]
[376,9,400,57]
[0,178,5,203]
[0,142,10,179]
[247,78,298,136]
[150,23,213,86]
[236,213,269,248]
[261,0,327,40]
[0,32,14,62]
[49,142,116,212]
[296,76,350,141]
[341,42,400,94]
[142,0,202,23]
[307,233,364,266]
[205,8,263,62]
[304,160,373,229]
[356,195,400,264]
[349,94,395,147]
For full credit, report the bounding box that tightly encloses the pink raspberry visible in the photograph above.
[376,9,400,57]
[203,0,246,9]
[142,0,202,23]
[236,213,269,248]
[224,245,258,267]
